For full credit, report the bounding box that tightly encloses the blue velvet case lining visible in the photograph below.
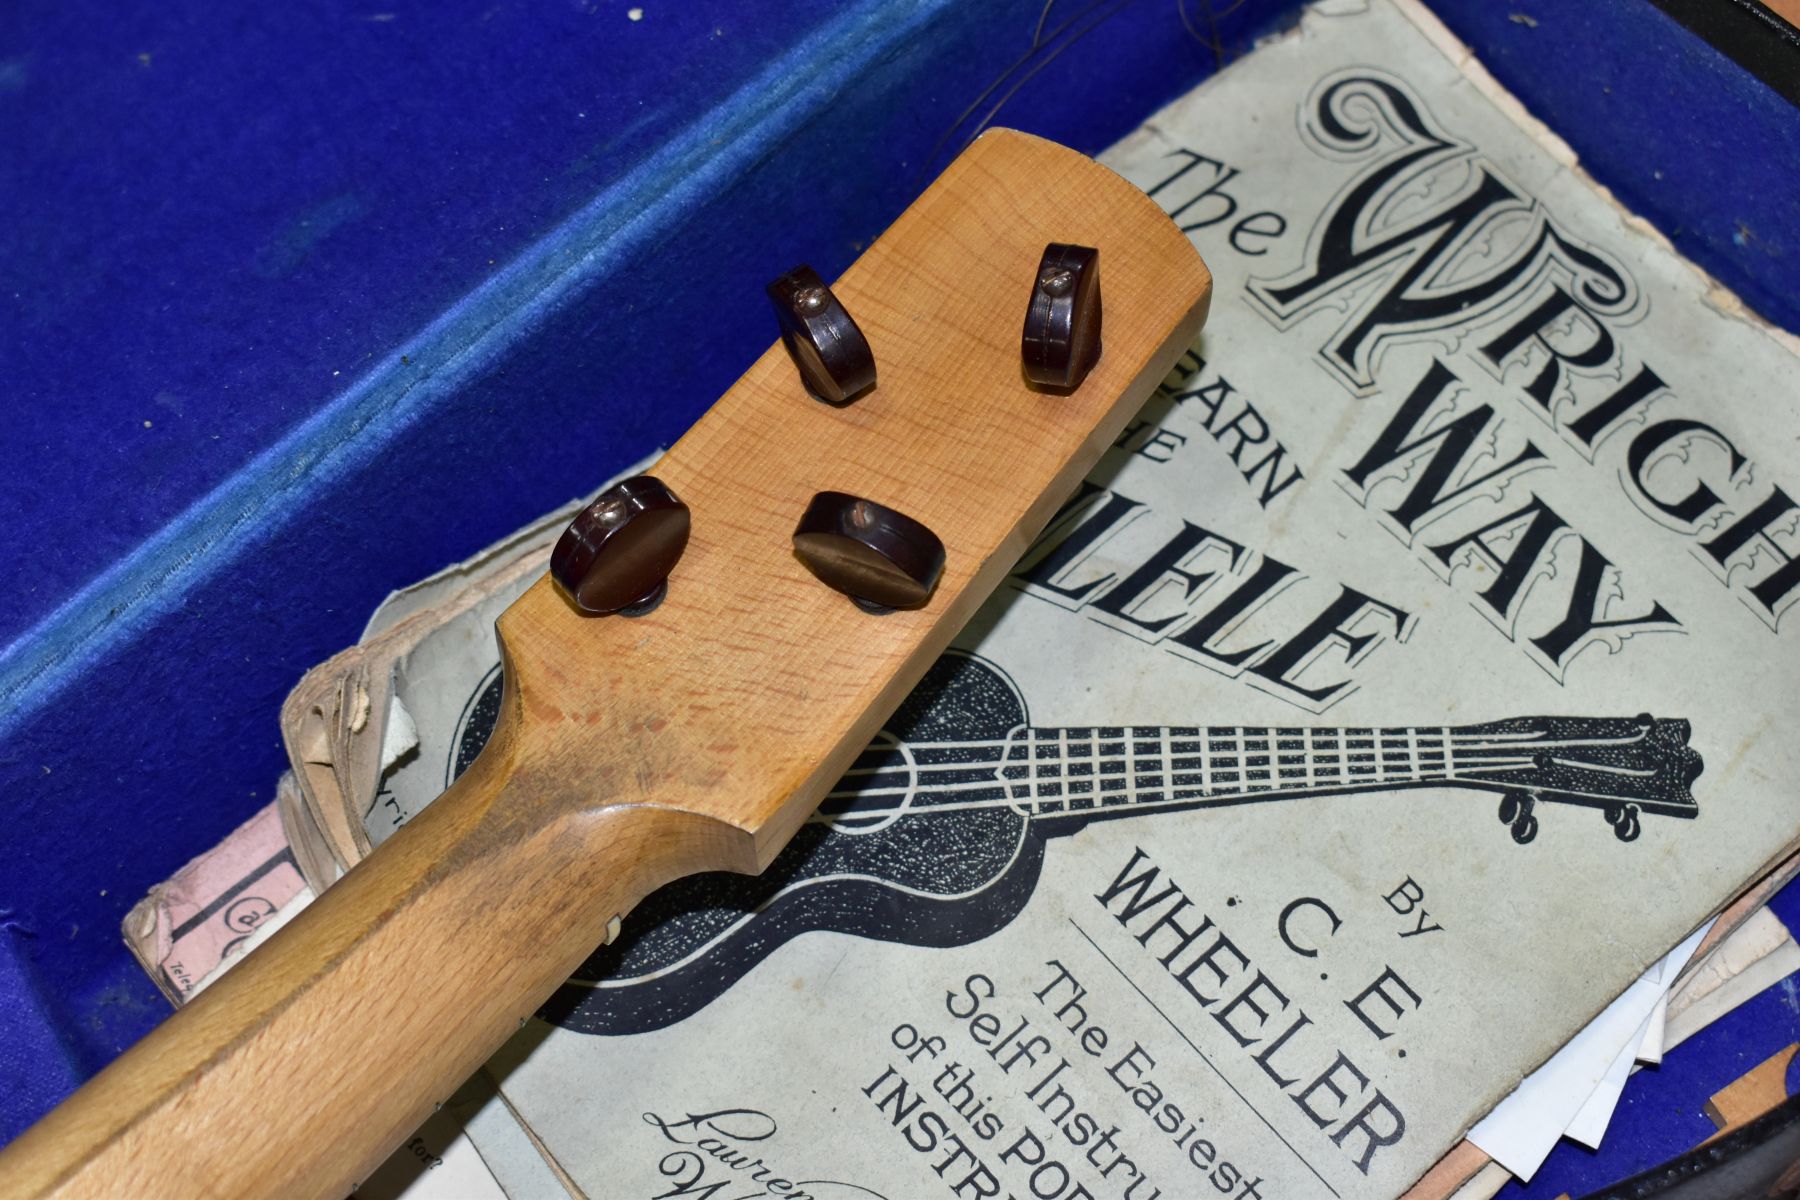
[1,2,1794,1182]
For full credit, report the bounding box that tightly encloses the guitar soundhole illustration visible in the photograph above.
[446,651,1702,1036]
[819,733,920,835]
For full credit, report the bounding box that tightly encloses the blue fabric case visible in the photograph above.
[2,1,1795,1187]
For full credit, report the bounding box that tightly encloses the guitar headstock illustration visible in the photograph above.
[1419,716,1702,844]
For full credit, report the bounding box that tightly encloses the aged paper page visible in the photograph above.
[449,3,1800,1196]
[157,2,1793,1196]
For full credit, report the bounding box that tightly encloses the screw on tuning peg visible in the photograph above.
[1022,243,1102,391]
[767,265,877,405]
[792,492,945,612]
[550,475,690,616]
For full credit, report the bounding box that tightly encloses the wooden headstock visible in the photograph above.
[1,129,1210,1198]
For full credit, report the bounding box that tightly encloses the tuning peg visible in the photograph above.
[767,265,877,405]
[1022,243,1102,391]
[1604,802,1642,843]
[1497,791,1538,844]
[550,475,690,616]
[792,492,945,612]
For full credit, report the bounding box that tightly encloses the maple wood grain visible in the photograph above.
[0,128,1211,1198]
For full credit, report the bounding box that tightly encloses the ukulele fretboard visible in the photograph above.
[996,725,1475,813]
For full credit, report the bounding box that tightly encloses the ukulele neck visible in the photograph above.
[1004,725,1456,821]
[998,718,1687,822]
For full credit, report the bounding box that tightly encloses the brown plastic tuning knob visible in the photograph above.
[1022,243,1102,391]
[550,475,690,615]
[792,492,946,612]
[767,265,877,405]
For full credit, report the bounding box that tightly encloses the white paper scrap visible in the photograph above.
[1637,996,1668,1067]
[1470,923,1710,1178]
[1564,1005,1657,1149]
[354,1128,507,1200]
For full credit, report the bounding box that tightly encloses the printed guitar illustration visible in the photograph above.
[447,650,1702,1036]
